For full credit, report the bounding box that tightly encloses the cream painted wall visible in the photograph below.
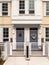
[42,2,49,24]
[0,0,49,43]
[41,1,49,42]
[0,2,12,25]
[0,17,11,24]
[0,2,13,42]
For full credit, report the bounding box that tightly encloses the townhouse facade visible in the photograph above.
[0,0,49,59]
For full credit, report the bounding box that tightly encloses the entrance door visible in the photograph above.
[16,28,24,50]
[30,28,39,50]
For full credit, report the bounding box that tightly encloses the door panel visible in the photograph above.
[16,28,24,42]
[16,28,24,50]
[30,28,38,50]
[30,28,38,42]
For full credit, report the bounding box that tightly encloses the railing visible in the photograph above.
[0,42,12,60]
[42,42,49,57]
[0,43,4,58]
[45,43,49,57]
[0,41,49,60]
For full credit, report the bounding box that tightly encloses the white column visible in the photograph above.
[43,27,45,56]
[10,43,12,55]
[12,27,16,50]
[25,0,28,14]
[48,43,49,57]
[28,28,31,56]
[24,28,28,55]
[38,26,41,49]
[43,43,45,56]
[24,27,31,56]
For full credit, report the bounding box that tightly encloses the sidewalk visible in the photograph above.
[3,57,49,65]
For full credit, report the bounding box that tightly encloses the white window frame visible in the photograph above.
[29,0,35,15]
[45,27,49,41]
[19,0,25,14]
[46,2,49,16]
[44,2,49,16]
[3,28,9,42]
[2,3,8,16]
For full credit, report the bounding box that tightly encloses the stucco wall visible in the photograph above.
[42,2,49,24]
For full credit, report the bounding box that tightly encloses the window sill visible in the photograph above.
[19,14,35,16]
[44,15,49,17]
[0,15,11,17]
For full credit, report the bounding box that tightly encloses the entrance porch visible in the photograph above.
[2,24,49,60]
[12,24,42,57]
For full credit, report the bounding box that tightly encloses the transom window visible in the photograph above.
[46,2,49,16]
[29,0,35,14]
[46,28,49,41]
[2,3,8,15]
[19,0,25,14]
[3,28,9,42]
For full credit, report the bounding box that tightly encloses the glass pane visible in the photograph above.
[29,0,34,9]
[2,3,8,15]
[46,2,49,11]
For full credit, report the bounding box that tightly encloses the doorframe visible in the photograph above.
[12,25,41,56]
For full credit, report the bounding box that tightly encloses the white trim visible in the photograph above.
[0,27,3,42]
[0,0,11,2]
[44,26,49,42]
[44,2,46,16]
[8,3,10,16]
[0,3,2,16]
[12,28,16,50]
[43,0,49,1]
[38,26,41,49]
[12,20,41,24]
[25,0,28,14]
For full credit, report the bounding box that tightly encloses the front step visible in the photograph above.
[31,51,43,57]
[12,51,24,57]
[12,50,43,57]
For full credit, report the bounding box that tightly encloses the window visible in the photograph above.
[29,0,35,14]
[3,28,9,42]
[19,0,25,14]
[2,3,8,15]
[46,28,49,41]
[46,2,49,16]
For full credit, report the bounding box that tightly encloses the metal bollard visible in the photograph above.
[26,45,30,60]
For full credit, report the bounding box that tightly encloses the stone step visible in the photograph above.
[12,51,43,57]
[12,51,24,57]
[31,51,43,57]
